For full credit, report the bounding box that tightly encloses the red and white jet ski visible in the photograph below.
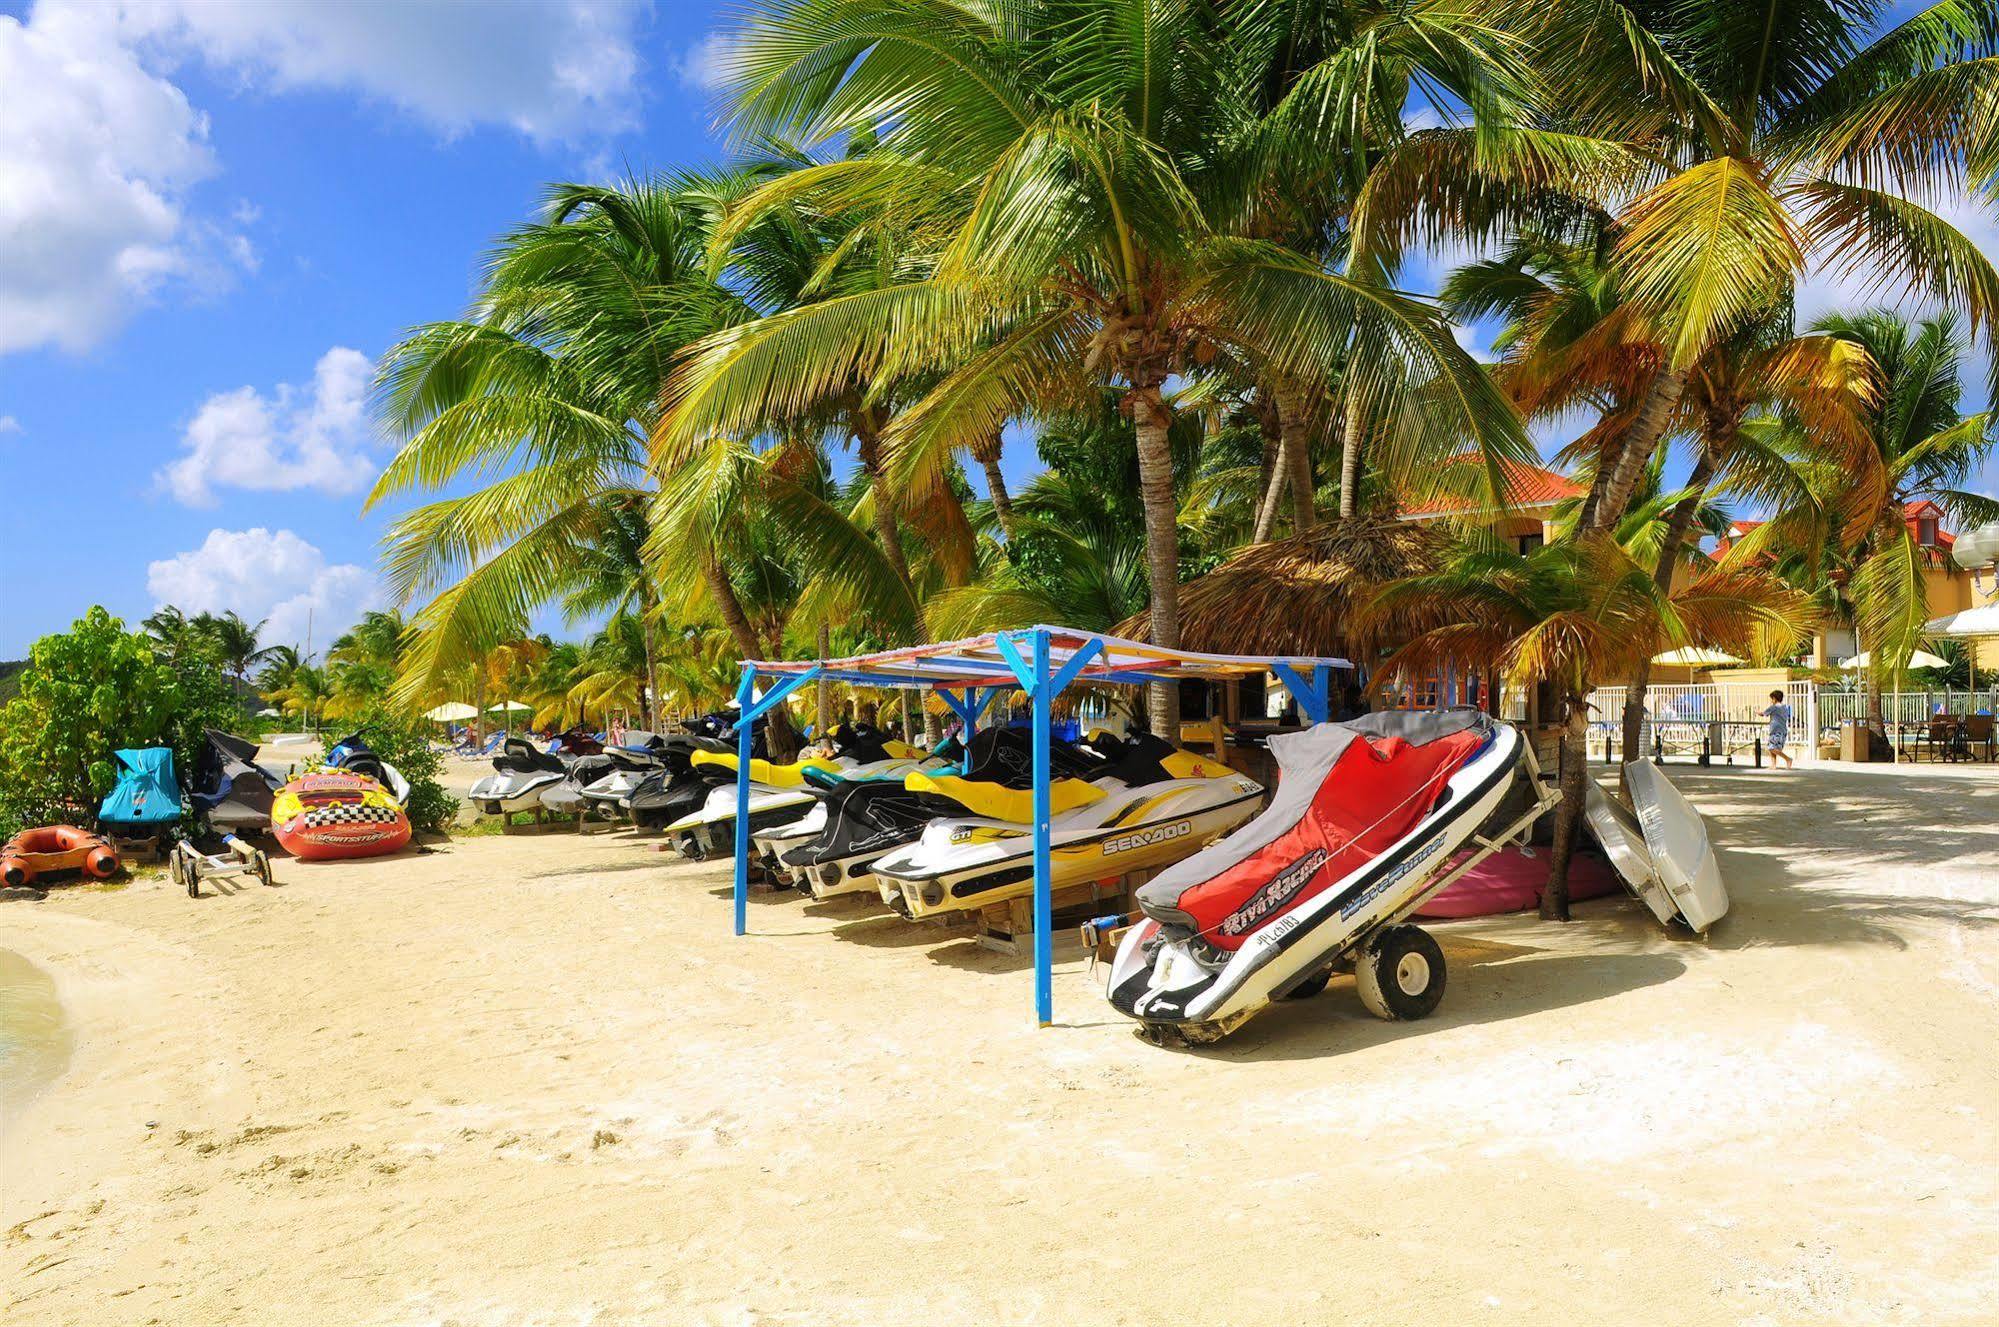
[1103,709,1544,1045]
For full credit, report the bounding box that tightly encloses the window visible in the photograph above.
[1516,531,1545,555]
[1918,516,1938,546]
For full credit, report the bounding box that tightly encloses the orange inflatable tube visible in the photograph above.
[2,825,120,888]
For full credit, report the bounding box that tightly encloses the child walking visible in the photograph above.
[1761,689,1795,769]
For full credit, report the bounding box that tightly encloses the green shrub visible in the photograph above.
[0,608,250,838]
[323,708,458,837]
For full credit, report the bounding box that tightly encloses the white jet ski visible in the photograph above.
[1584,760,1728,932]
[575,732,669,818]
[468,737,569,815]
[1102,710,1536,1045]
[870,732,1264,921]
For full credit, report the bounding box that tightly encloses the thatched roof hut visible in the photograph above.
[1117,514,1445,659]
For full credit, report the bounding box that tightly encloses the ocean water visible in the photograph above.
[0,949,73,1118]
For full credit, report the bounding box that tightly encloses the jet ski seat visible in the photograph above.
[902,770,1106,822]
[1135,711,1491,949]
[690,751,843,788]
[497,738,566,775]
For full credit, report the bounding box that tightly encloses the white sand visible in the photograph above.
[4,763,1996,1325]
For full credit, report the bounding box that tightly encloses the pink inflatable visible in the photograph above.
[1417,845,1618,919]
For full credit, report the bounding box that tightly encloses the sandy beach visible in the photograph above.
[5,762,1996,1325]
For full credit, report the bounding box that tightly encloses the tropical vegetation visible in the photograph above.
[353,0,1998,909]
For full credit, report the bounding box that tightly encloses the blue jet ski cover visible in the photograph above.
[99,747,181,827]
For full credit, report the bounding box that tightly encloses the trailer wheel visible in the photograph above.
[1355,925,1446,1021]
[1280,967,1334,1000]
[253,850,273,888]
[676,833,705,861]
[173,854,197,898]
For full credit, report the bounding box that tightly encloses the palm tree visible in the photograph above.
[189,611,273,685]
[1746,310,1998,733]
[1366,532,1814,916]
[1445,232,1876,777]
[1366,0,1999,534]
[658,0,1534,733]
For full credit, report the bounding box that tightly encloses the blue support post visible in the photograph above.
[1030,628,1054,1027]
[1272,661,1330,724]
[732,666,820,937]
[732,665,757,937]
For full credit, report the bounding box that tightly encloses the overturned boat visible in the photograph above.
[468,737,569,815]
[1103,710,1540,1045]
[1584,760,1728,933]
[871,732,1264,921]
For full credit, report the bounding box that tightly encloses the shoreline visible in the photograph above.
[5,764,1996,1325]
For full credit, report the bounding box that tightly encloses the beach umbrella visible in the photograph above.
[424,702,479,722]
[1650,647,1742,666]
[486,700,532,715]
[256,707,282,718]
[1924,604,1999,640]
[1842,650,1950,670]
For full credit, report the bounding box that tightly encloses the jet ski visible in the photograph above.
[775,728,1075,899]
[547,727,602,756]
[621,735,734,830]
[871,732,1265,921]
[468,737,570,815]
[664,727,935,862]
[1584,760,1728,932]
[575,731,670,818]
[188,729,284,835]
[325,732,411,805]
[1102,709,1522,1045]
[748,729,946,872]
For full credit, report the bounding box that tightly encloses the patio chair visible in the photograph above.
[1915,716,1956,761]
[1966,713,1995,762]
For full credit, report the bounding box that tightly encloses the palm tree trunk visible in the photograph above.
[1337,396,1365,519]
[1588,369,1686,532]
[854,412,914,590]
[702,554,798,760]
[973,432,1015,540]
[1543,696,1588,921]
[638,600,661,732]
[1252,387,1285,543]
[1619,447,1718,789]
[1130,380,1182,737]
[1278,381,1316,533]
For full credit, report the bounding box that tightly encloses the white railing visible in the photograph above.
[1584,682,1999,765]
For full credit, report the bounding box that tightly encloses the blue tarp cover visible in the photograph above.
[99,747,180,827]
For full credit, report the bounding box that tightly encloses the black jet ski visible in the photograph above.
[775,727,1108,899]
[188,729,284,835]
[325,732,411,804]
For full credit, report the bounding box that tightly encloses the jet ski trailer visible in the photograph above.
[1102,710,1557,1045]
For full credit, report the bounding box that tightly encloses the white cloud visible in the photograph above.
[675,31,740,93]
[1,0,644,357]
[158,346,378,506]
[147,526,380,649]
[112,0,645,142]
[0,5,216,353]
[0,416,20,435]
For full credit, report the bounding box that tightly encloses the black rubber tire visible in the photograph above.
[1280,968,1334,1000]
[677,833,706,861]
[1355,925,1447,1021]
[254,851,273,888]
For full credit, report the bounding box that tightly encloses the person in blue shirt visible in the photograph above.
[1760,689,1795,769]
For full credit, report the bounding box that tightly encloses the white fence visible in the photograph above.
[1584,682,1999,765]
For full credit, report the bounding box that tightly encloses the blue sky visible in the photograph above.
[0,1,1991,660]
